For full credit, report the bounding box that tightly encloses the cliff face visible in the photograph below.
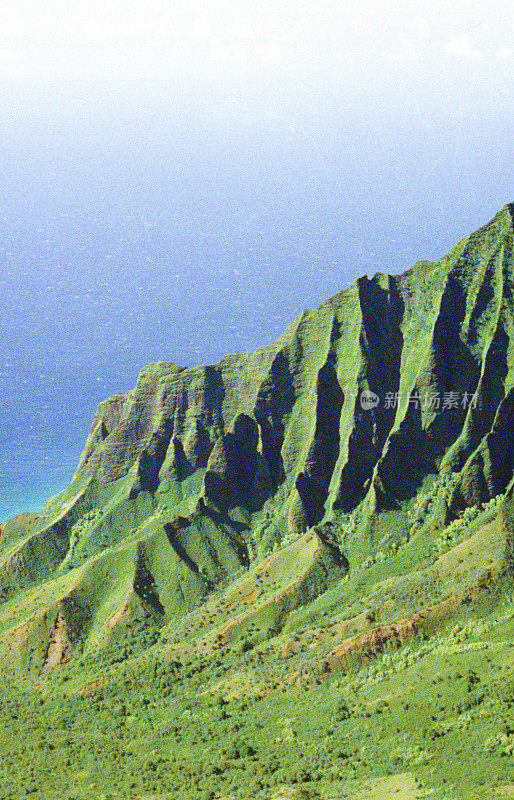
[75,204,514,535]
[1,205,514,673]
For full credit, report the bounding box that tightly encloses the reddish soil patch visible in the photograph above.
[42,611,74,672]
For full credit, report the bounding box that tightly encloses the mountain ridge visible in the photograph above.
[2,204,514,600]
[1,205,514,798]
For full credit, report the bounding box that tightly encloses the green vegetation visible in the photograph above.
[1,205,514,798]
[1,592,514,799]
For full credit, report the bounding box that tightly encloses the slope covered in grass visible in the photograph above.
[1,206,514,799]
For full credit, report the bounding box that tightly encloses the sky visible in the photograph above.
[0,0,513,520]
[1,0,513,79]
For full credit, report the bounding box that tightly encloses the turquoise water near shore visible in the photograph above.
[2,470,74,523]
[0,422,85,522]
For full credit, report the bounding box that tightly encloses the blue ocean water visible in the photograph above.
[1,71,512,521]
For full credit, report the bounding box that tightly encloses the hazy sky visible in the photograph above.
[1,0,512,80]
[0,1,513,520]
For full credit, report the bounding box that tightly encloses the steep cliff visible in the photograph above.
[1,204,514,674]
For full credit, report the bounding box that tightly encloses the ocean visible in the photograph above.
[1,74,512,521]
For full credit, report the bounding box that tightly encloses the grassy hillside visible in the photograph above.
[1,205,514,799]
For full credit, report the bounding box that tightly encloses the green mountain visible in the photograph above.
[1,205,514,800]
